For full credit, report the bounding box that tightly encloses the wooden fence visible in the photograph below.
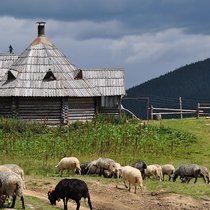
[149,103,210,120]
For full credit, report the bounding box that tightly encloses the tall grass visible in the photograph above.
[0,117,197,176]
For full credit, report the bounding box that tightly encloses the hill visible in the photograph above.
[123,58,210,119]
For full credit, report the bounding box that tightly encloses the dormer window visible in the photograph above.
[7,71,16,81]
[43,70,56,81]
[74,69,83,80]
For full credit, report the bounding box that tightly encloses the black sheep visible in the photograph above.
[48,178,93,210]
[132,160,147,179]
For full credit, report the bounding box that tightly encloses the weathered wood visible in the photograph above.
[68,97,96,123]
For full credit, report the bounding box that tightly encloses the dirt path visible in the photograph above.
[24,176,210,210]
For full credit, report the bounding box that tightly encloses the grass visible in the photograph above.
[150,118,210,167]
[1,116,210,208]
[12,196,60,210]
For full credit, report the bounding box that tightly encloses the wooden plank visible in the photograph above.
[68,97,95,123]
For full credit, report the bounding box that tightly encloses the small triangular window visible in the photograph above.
[43,71,56,81]
[74,70,83,80]
[7,71,16,81]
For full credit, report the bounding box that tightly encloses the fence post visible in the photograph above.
[197,103,200,118]
[179,97,183,119]
[150,105,153,120]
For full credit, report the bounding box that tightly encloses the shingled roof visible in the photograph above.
[0,22,125,97]
[0,53,18,78]
[80,68,125,96]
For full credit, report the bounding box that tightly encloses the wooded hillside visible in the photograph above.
[123,58,210,119]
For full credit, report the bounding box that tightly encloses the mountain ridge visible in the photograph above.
[123,58,210,119]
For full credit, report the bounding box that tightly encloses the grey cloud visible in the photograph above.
[0,0,210,40]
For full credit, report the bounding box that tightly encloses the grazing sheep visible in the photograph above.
[86,160,118,178]
[199,166,210,183]
[48,178,92,210]
[94,157,117,176]
[173,164,203,183]
[132,160,147,179]
[154,164,163,181]
[182,165,210,184]
[0,171,25,209]
[145,165,162,181]
[118,165,143,194]
[75,162,90,175]
[86,160,100,175]
[161,164,175,181]
[0,166,12,173]
[3,164,25,181]
[56,157,81,176]
[3,164,25,188]
[113,162,122,178]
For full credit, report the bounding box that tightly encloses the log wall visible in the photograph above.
[18,97,62,124]
[67,97,95,123]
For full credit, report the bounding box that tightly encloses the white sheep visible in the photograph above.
[2,164,25,181]
[161,164,175,181]
[154,164,163,181]
[145,164,162,181]
[114,162,122,178]
[118,165,143,194]
[0,166,13,173]
[56,157,81,176]
[0,171,25,209]
[3,164,25,186]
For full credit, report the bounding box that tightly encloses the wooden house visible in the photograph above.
[0,22,125,124]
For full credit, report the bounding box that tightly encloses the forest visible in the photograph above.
[123,58,210,119]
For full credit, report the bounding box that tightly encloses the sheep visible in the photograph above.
[86,160,101,175]
[0,166,13,173]
[154,164,163,181]
[3,164,25,181]
[86,160,119,178]
[0,171,25,209]
[161,164,175,181]
[182,165,210,184]
[199,166,210,183]
[94,157,118,176]
[118,165,143,194]
[48,178,93,210]
[113,162,122,178]
[173,164,204,183]
[132,160,147,179]
[56,157,81,176]
[2,164,25,188]
[145,164,162,181]
[75,162,90,175]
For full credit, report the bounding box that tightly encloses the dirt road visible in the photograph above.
[24,176,210,210]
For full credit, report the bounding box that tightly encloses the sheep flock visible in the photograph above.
[0,158,209,210]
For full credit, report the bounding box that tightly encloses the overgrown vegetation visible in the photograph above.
[0,117,197,176]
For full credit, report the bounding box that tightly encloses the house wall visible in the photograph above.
[67,97,96,123]
[0,97,12,117]
[18,97,62,124]
[0,96,122,124]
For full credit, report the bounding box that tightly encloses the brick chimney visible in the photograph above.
[36,21,46,37]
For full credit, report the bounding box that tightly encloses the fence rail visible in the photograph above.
[149,103,210,120]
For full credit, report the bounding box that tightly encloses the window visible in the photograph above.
[7,71,16,81]
[101,96,119,107]
[43,70,56,81]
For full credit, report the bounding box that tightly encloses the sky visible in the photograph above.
[0,0,210,89]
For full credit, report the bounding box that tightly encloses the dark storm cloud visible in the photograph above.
[1,0,210,39]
